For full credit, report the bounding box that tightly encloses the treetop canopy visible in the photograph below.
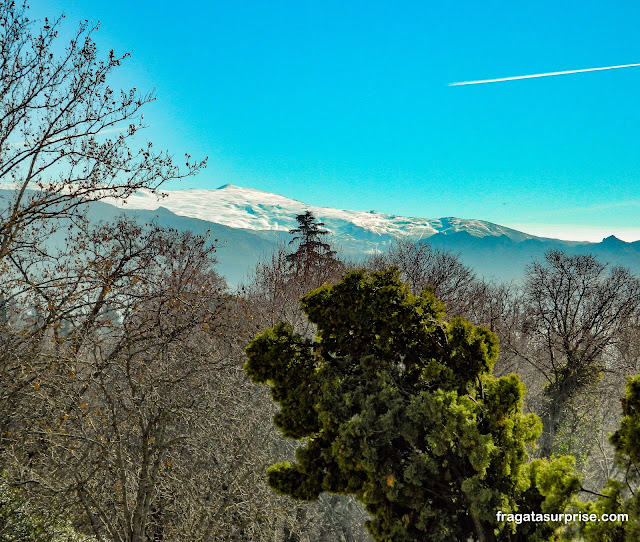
[245,268,578,541]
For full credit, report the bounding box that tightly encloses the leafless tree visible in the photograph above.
[242,242,346,337]
[0,0,204,263]
[365,240,482,318]
[521,250,640,457]
[1,222,226,538]
[1,216,369,541]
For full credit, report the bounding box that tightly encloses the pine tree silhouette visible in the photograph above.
[286,211,337,275]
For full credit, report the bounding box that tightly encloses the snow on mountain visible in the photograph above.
[3,184,639,285]
[107,184,540,245]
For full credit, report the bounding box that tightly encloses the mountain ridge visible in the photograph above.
[105,183,558,245]
[1,186,638,286]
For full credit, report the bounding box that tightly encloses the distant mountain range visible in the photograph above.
[2,185,639,285]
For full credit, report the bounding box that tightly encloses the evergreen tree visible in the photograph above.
[286,211,337,274]
[245,268,580,541]
[0,473,94,541]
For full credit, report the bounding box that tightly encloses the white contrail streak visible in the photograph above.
[448,62,640,86]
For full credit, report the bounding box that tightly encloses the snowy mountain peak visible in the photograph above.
[106,184,541,244]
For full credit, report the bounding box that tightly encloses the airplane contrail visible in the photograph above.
[448,62,640,86]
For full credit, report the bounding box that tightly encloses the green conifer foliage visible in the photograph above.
[245,268,578,541]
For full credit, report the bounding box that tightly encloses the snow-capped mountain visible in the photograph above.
[97,183,640,285]
[107,183,540,248]
[2,184,639,285]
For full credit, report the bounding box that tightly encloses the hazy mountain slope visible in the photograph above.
[2,187,639,285]
[0,190,284,285]
[98,184,587,281]
[85,201,288,285]
[103,185,640,282]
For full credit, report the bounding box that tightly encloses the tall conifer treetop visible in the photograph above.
[285,210,337,272]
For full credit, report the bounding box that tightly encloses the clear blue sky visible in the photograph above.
[31,0,640,241]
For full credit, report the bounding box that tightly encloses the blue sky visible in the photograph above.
[32,0,640,241]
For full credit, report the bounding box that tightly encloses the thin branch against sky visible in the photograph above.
[449,62,640,86]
